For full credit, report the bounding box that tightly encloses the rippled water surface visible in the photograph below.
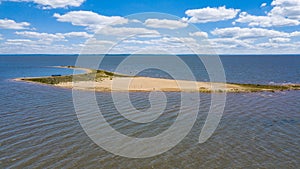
[0,55,299,168]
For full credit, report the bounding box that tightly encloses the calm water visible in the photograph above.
[0,55,299,168]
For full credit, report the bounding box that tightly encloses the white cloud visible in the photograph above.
[5,39,34,45]
[80,38,116,54]
[209,26,300,54]
[5,0,85,8]
[184,6,240,23]
[0,42,82,54]
[209,38,254,49]
[54,11,128,32]
[144,19,188,29]
[189,31,208,38]
[54,11,160,37]
[256,41,300,54]
[291,31,300,37]
[269,37,290,43]
[15,31,92,42]
[205,36,300,54]
[261,3,267,7]
[2,32,300,54]
[1,36,88,54]
[236,0,300,27]
[236,12,299,27]
[15,31,65,41]
[0,34,3,40]
[87,38,114,45]
[271,0,300,20]
[6,39,33,43]
[123,37,197,45]
[137,34,161,38]
[130,19,142,23]
[96,26,160,36]
[110,37,200,54]
[211,27,291,39]
[63,32,92,38]
[0,18,30,30]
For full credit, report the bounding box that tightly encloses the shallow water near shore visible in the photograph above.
[0,55,300,168]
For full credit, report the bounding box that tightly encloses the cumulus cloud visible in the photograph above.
[271,0,300,20]
[15,31,92,42]
[184,6,240,23]
[112,37,199,54]
[236,0,300,27]
[236,12,299,27]
[123,37,197,45]
[0,41,82,54]
[209,38,254,49]
[63,32,92,38]
[2,31,90,54]
[96,26,160,37]
[211,27,291,39]
[4,0,85,8]
[261,3,267,7]
[269,37,290,43]
[209,26,300,53]
[6,39,32,42]
[87,38,114,45]
[256,41,300,54]
[5,39,34,45]
[15,31,65,41]
[290,31,300,37]
[189,31,208,38]
[0,18,30,29]
[144,19,188,29]
[207,36,300,54]
[54,11,128,32]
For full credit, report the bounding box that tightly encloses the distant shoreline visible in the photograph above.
[1,54,300,57]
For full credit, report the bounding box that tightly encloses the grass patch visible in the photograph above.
[230,83,300,92]
[24,67,127,84]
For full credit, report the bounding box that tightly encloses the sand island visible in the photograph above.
[15,66,300,93]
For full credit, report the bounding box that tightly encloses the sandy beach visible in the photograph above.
[55,76,236,92]
[15,66,300,93]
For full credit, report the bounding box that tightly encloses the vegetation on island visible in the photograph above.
[18,66,300,93]
[229,83,300,92]
[20,66,128,85]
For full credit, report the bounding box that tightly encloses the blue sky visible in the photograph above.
[0,0,299,54]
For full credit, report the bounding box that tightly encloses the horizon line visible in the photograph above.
[0,53,300,56]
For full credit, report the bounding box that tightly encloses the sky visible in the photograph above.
[0,0,299,54]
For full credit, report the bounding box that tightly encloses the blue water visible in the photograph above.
[0,55,299,168]
[100,55,300,84]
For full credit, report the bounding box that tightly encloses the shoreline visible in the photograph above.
[14,66,93,82]
[14,66,300,93]
[52,66,94,74]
